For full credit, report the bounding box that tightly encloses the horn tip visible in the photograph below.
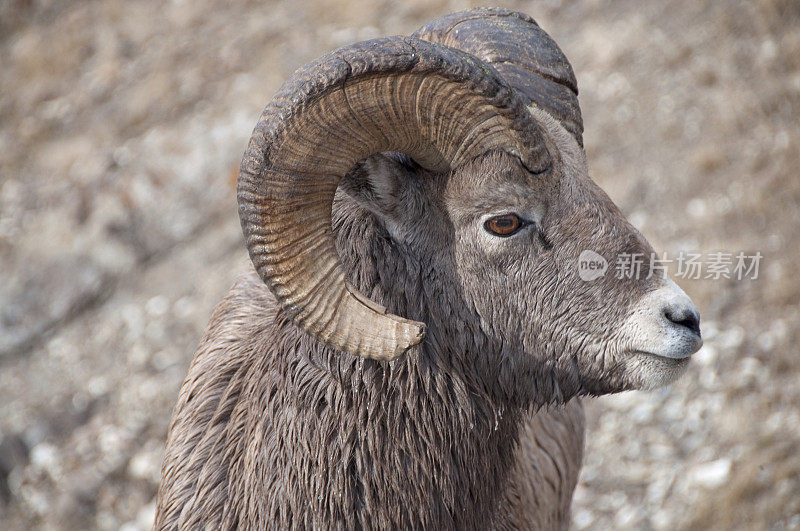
[397,321,427,358]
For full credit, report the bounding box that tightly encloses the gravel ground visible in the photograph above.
[1,0,798,529]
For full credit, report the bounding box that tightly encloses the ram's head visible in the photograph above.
[238,11,701,399]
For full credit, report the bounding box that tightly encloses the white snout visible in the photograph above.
[620,279,703,360]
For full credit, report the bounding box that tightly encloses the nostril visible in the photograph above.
[664,305,701,337]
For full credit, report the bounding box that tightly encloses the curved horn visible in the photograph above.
[238,36,548,360]
[414,7,584,146]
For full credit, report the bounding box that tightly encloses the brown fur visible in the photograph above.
[156,266,585,529]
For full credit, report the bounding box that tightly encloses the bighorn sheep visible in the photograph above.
[156,8,702,529]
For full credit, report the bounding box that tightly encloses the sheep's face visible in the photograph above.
[343,109,701,403]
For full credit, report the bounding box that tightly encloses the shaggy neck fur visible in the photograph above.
[159,194,584,529]
[236,197,535,528]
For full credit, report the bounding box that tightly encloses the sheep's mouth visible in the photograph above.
[629,350,694,364]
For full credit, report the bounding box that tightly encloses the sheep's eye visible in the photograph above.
[484,214,524,237]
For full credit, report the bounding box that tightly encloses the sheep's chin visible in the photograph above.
[625,351,691,391]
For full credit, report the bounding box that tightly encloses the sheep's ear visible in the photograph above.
[340,152,421,223]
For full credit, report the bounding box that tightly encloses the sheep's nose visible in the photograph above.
[663,302,701,338]
[620,279,703,360]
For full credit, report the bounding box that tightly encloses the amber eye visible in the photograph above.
[484,214,524,237]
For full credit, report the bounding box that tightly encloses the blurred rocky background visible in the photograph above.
[1,0,798,529]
